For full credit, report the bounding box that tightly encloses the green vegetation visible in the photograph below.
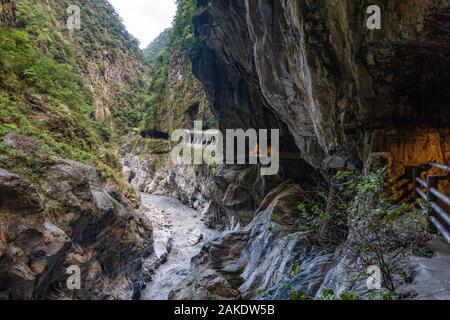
[282,283,292,291]
[290,263,301,276]
[290,290,300,300]
[0,0,141,197]
[144,29,170,62]
[0,14,89,105]
[142,0,195,127]
[49,0,146,136]
[296,169,428,293]
[319,288,360,300]
[58,0,140,55]
[318,287,396,301]
[142,0,214,132]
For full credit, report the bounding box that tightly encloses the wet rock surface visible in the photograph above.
[2,0,449,301]
[398,237,450,300]
[0,169,69,299]
[170,183,335,300]
[164,0,450,301]
[0,168,43,215]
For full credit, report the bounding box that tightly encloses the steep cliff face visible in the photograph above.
[170,0,449,300]
[121,0,221,228]
[152,51,213,133]
[0,0,154,299]
[1,0,448,301]
[0,0,146,176]
[0,156,156,300]
[192,0,449,172]
[142,0,216,134]
[48,0,147,131]
[1,0,146,134]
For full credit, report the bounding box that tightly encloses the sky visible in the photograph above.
[108,0,177,49]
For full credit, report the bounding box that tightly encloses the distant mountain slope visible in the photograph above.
[143,28,170,62]
[141,0,216,134]
[0,0,147,183]
[48,0,147,133]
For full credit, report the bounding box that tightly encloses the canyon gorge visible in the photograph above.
[0,0,449,300]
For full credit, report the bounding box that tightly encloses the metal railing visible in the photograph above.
[412,162,450,245]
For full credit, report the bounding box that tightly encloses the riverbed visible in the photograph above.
[140,193,219,300]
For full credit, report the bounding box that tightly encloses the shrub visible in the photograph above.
[0,123,20,137]
[298,168,428,293]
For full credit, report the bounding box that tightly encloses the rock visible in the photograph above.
[140,193,220,300]
[121,155,154,192]
[122,138,222,226]
[268,251,335,299]
[187,229,203,246]
[365,153,392,173]
[170,2,450,300]
[192,0,450,173]
[0,168,43,214]
[0,169,70,299]
[3,133,39,154]
[170,183,333,300]
[91,190,115,215]
[323,156,347,169]
[397,237,450,300]
[44,222,69,240]
[0,159,155,300]
[153,230,173,260]
[176,269,189,276]
[169,269,241,300]
[0,230,6,257]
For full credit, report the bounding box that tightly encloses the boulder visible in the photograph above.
[3,133,39,154]
[170,183,334,300]
[0,168,43,214]
[0,159,155,300]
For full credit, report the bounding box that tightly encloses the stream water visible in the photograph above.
[140,193,219,300]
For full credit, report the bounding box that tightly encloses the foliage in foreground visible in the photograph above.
[296,169,429,294]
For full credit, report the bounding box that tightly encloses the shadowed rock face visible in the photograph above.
[192,0,450,172]
[168,0,450,300]
[0,168,43,215]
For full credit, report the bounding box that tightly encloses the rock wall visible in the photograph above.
[192,0,449,173]
[168,0,449,300]
[151,52,215,133]
[170,182,335,300]
[0,139,156,299]
[0,1,155,299]
[121,134,317,230]
[121,136,226,227]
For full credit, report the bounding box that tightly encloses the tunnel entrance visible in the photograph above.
[140,128,169,140]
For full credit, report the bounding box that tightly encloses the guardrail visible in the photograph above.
[412,162,450,245]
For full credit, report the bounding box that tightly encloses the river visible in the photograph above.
[140,193,219,300]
